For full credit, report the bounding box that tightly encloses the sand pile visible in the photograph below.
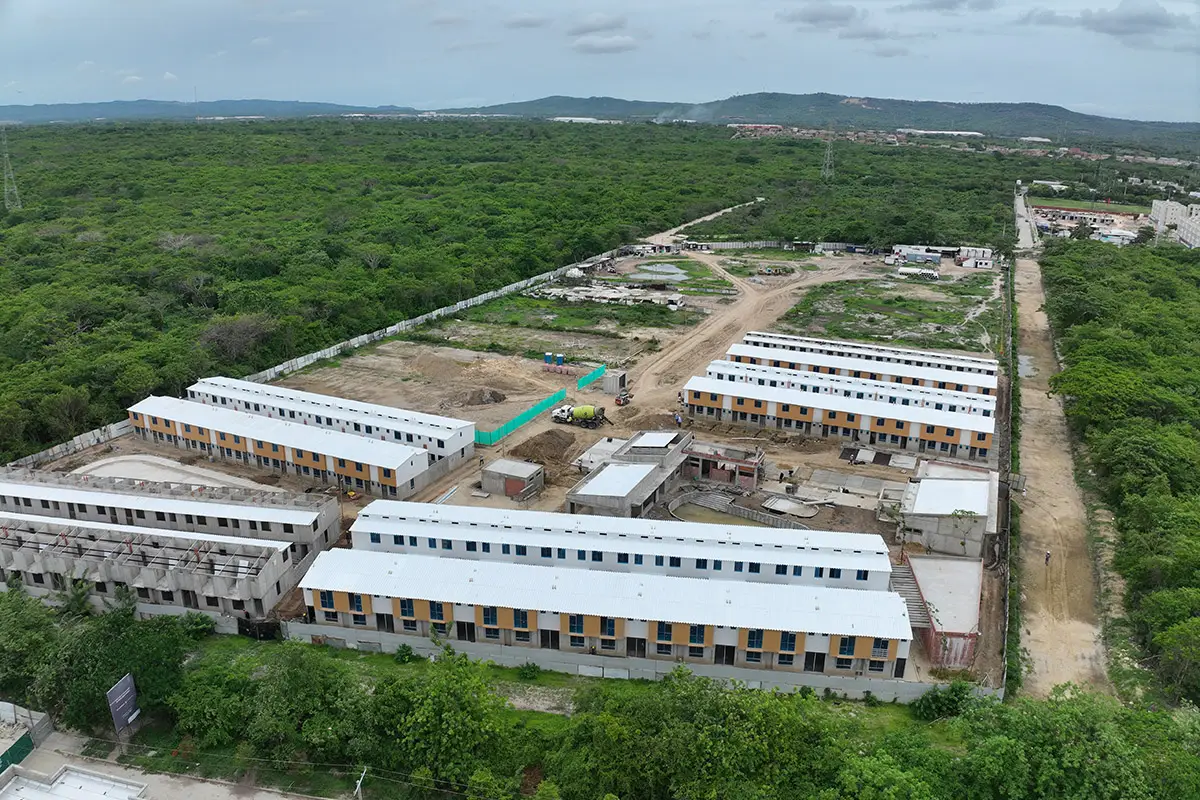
[509,429,576,464]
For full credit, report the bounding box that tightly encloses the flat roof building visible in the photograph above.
[686,373,995,462]
[726,343,996,395]
[350,499,892,592]
[0,766,146,800]
[128,396,432,499]
[907,555,982,669]
[481,459,545,499]
[187,377,474,465]
[710,357,997,413]
[565,430,693,517]
[298,549,913,679]
[741,333,998,376]
[898,461,999,559]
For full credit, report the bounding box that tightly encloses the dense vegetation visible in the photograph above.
[4,580,1198,798]
[1040,241,1200,702]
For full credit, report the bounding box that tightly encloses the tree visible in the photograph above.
[466,768,512,800]
[1132,225,1156,244]
[0,584,59,703]
[531,780,562,800]
[1069,221,1094,239]
[823,753,934,800]
[54,579,94,620]
[1154,617,1200,701]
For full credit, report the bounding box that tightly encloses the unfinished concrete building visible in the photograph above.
[481,459,545,499]
[897,462,999,559]
[565,431,691,517]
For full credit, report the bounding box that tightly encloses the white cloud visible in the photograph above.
[115,68,139,76]
[121,75,143,84]
[163,71,178,81]
[571,34,637,54]
[777,4,863,27]
[567,13,627,36]
[251,36,273,47]
[76,60,96,71]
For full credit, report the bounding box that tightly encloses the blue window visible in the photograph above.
[669,556,681,568]
[369,533,381,544]
[293,448,301,457]
[601,617,616,637]
[481,542,491,553]
[502,544,511,555]
[318,590,334,608]
[634,554,644,565]
[514,609,528,628]
[515,545,527,556]
[399,598,414,617]
[713,559,722,571]
[393,535,403,546]
[441,539,452,551]
[775,564,787,575]
[577,549,586,561]
[592,551,603,562]
[337,458,345,468]
[427,538,437,549]
[218,432,226,441]
[856,570,868,581]
[408,536,417,547]
[383,468,392,478]
[689,625,705,645]
[429,601,444,621]
[749,562,761,574]
[349,594,363,613]
[734,561,744,572]
[541,547,553,559]
[569,614,584,634]
[792,565,803,577]
[655,555,665,567]
[618,553,629,564]
[814,567,825,578]
[695,558,707,570]
[466,541,477,552]
[557,548,566,559]
[747,629,764,649]
[657,621,672,641]
[839,636,855,657]
[829,568,842,579]
[780,632,797,652]
[483,607,498,626]
[233,435,241,444]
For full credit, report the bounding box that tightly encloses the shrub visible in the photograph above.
[394,643,423,664]
[911,679,975,721]
[517,662,543,681]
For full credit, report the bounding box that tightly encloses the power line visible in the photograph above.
[821,129,835,181]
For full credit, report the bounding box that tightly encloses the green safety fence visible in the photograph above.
[0,732,33,772]
[577,364,607,390]
[475,389,567,446]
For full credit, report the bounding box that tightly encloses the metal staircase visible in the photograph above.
[889,564,932,629]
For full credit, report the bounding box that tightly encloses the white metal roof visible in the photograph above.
[685,376,995,434]
[190,378,473,438]
[572,437,628,470]
[571,463,657,499]
[0,480,320,527]
[906,479,990,516]
[350,515,892,573]
[631,431,678,448]
[197,377,473,432]
[743,332,998,370]
[907,556,982,633]
[301,550,912,640]
[354,500,889,554]
[0,511,290,551]
[726,343,999,390]
[0,767,145,800]
[710,358,997,407]
[128,397,429,470]
[484,459,544,480]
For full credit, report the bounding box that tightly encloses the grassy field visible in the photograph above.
[1029,197,1150,215]
[778,273,1001,353]
[458,294,703,331]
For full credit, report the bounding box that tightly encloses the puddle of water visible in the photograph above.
[1018,354,1037,378]
[671,503,767,527]
[629,263,689,282]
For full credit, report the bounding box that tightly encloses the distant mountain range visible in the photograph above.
[2,93,1197,152]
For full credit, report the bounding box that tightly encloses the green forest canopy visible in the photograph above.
[0,118,1188,462]
[1041,241,1200,703]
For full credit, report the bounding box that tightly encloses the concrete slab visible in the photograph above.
[71,455,279,491]
[908,556,983,633]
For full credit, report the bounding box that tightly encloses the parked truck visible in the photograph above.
[551,404,609,428]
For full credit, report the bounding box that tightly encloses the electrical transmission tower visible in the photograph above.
[821,130,835,181]
[2,127,20,211]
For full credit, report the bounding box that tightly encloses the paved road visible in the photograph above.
[1014,192,1037,249]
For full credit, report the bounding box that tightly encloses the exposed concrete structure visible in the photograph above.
[0,765,146,800]
[481,459,544,499]
[897,461,999,559]
[906,554,982,669]
[566,430,691,516]
[681,440,764,489]
[572,437,627,473]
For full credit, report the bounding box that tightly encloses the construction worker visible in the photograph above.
[1045,550,1051,566]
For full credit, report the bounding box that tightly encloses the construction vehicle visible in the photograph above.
[614,390,633,407]
[551,404,609,428]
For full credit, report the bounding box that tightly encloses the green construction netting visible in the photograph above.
[576,364,607,390]
[475,389,567,446]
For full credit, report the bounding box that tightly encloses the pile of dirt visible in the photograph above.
[464,388,507,406]
[625,412,679,431]
[509,429,576,464]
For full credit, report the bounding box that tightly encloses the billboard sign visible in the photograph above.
[105,673,140,733]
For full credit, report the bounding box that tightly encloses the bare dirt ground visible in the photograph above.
[1014,256,1109,695]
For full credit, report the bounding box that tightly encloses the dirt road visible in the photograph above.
[1014,255,1109,695]
[629,251,872,409]
[644,199,763,245]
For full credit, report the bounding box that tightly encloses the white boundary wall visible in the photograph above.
[0,703,52,746]
[285,621,1003,703]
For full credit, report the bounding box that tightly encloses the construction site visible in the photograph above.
[10,203,1014,695]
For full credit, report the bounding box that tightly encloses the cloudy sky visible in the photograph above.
[0,0,1197,122]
